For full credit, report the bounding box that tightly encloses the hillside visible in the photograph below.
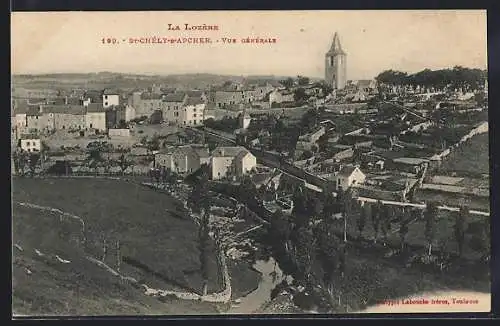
[12,177,224,316]
[13,204,219,316]
[439,133,489,175]
[12,72,292,92]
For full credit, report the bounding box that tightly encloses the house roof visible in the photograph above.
[25,106,41,116]
[393,157,429,165]
[235,149,251,161]
[160,87,177,94]
[20,133,40,140]
[141,92,163,100]
[192,146,210,158]
[86,103,106,113]
[83,90,103,102]
[185,97,205,106]
[163,92,186,102]
[185,90,204,97]
[42,105,86,115]
[212,146,248,158]
[103,89,120,95]
[326,32,346,56]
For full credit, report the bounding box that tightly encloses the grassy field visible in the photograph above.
[438,133,489,175]
[12,204,219,316]
[12,177,225,315]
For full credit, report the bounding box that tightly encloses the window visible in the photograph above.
[193,108,196,112]
[105,95,108,100]
[193,114,197,118]
[26,141,30,146]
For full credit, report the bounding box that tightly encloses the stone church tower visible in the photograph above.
[325,32,347,90]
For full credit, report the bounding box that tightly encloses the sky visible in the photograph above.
[11,10,487,80]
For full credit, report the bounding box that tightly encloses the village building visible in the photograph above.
[180,97,205,126]
[334,165,366,190]
[105,105,127,129]
[185,90,208,103]
[239,109,252,129]
[125,104,136,122]
[108,128,131,138]
[139,92,163,118]
[41,105,86,131]
[210,146,257,180]
[19,134,41,152]
[212,89,245,108]
[162,92,188,123]
[102,89,121,108]
[82,90,104,107]
[24,107,44,134]
[155,144,210,175]
[325,32,347,90]
[85,103,107,132]
[269,89,295,106]
[298,126,326,143]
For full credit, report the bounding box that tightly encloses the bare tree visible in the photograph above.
[454,205,468,257]
[424,201,439,256]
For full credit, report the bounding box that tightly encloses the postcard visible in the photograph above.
[11,10,490,316]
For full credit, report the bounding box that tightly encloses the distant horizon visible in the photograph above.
[12,11,487,80]
[12,64,487,81]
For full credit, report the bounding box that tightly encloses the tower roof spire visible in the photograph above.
[327,32,346,55]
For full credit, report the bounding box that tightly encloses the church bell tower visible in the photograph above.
[325,32,347,90]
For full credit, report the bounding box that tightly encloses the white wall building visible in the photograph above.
[181,100,206,126]
[20,136,41,152]
[335,165,366,190]
[85,103,107,131]
[210,146,257,180]
[125,104,136,122]
[103,90,120,108]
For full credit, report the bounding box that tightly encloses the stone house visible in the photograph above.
[210,146,257,180]
[85,103,107,132]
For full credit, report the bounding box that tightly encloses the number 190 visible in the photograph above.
[101,38,118,44]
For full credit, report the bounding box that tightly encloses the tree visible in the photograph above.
[27,152,40,177]
[270,209,292,252]
[188,167,210,214]
[317,222,339,299]
[341,188,355,243]
[281,77,294,89]
[198,206,210,296]
[117,153,132,175]
[424,201,439,256]
[371,201,382,243]
[295,225,316,281]
[297,75,310,86]
[399,207,410,251]
[13,150,28,176]
[454,205,468,257]
[292,187,310,229]
[86,141,105,173]
[357,202,368,239]
[380,204,392,245]
[294,88,307,104]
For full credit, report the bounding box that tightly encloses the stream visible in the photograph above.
[227,257,293,314]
